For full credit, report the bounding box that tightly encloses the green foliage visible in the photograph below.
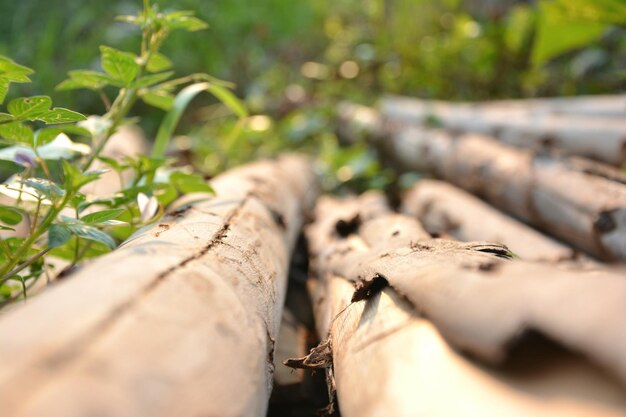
[0,0,244,305]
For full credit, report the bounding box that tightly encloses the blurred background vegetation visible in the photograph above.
[1,0,625,191]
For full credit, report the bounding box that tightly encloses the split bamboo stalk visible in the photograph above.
[0,154,317,417]
[380,96,626,165]
[401,179,576,262]
[296,193,626,417]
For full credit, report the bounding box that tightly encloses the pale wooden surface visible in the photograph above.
[336,104,626,261]
[380,96,626,165]
[304,193,626,417]
[401,179,575,262]
[0,154,317,417]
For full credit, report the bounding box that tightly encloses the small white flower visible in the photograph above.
[137,192,159,223]
[0,133,90,163]
[77,115,112,137]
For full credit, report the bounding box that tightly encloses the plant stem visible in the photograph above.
[0,247,51,285]
[0,193,71,279]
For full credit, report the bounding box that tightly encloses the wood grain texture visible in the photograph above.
[380,96,626,165]
[337,104,626,261]
[401,179,575,262]
[304,193,626,417]
[0,154,317,417]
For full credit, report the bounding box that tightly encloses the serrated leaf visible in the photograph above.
[35,108,87,124]
[146,53,173,73]
[170,172,214,194]
[81,208,125,224]
[23,178,64,200]
[66,223,116,249]
[132,71,174,89]
[0,121,34,144]
[8,96,52,120]
[100,46,139,85]
[48,224,72,248]
[141,91,174,111]
[0,206,23,225]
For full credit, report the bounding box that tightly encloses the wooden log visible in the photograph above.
[295,193,626,417]
[401,179,576,262]
[0,154,317,417]
[337,104,626,262]
[380,96,626,165]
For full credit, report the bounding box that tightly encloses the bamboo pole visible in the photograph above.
[0,154,317,417]
[337,102,626,262]
[294,193,626,417]
[380,96,626,165]
[401,179,576,262]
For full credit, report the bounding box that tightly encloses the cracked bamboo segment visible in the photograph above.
[401,179,575,262]
[338,103,626,262]
[380,95,626,165]
[0,154,318,417]
[397,128,626,261]
[302,193,626,417]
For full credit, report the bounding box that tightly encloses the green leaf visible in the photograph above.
[56,70,120,91]
[34,127,65,147]
[141,91,174,111]
[533,0,610,65]
[168,16,209,32]
[0,56,33,77]
[62,160,104,191]
[0,206,23,225]
[0,79,8,105]
[97,156,126,172]
[152,82,208,158]
[206,84,248,118]
[66,223,116,249]
[48,224,72,248]
[23,178,64,200]
[100,46,139,86]
[0,121,34,144]
[7,96,52,120]
[170,172,214,194]
[0,225,15,231]
[0,113,14,123]
[35,108,87,124]
[132,71,174,89]
[81,208,125,224]
[146,53,173,73]
[169,172,213,193]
